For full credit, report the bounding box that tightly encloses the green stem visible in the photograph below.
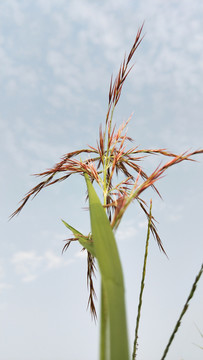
[103,104,116,202]
[132,200,152,360]
[100,282,109,360]
[100,102,118,359]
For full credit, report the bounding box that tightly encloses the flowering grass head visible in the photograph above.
[11,24,203,320]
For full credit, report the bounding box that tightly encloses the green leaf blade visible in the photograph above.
[85,174,129,360]
[62,219,96,256]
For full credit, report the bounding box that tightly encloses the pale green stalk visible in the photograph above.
[103,103,116,204]
[132,200,152,360]
[101,104,116,357]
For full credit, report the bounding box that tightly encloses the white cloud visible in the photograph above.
[22,274,38,283]
[167,204,184,223]
[116,223,137,241]
[0,118,29,169]
[0,262,12,293]
[0,263,5,279]
[11,251,43,282]
[37,0,66,14]
[75,250,87,259]
[0,114,71,175]
[136,1,203,91]
[3,0,25,26]
[11,249,74,282]
[44,250,73,269]
[138,220,148,229]
[0,45,39,92]
[0,282,12,294]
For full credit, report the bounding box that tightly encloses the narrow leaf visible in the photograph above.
[84,173,129,360]
[62,219,96,256]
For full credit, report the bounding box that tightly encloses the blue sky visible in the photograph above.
[0,1,203,359]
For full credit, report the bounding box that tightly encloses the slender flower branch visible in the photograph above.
[132,200,152,360]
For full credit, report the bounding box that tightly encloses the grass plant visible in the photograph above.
[11,24,203,360]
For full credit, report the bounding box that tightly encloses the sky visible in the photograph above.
[0,1,203,359]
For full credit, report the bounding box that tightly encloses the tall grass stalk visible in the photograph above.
[132,200,152,360]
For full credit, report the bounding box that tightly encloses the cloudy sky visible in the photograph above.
[0,1,203,359]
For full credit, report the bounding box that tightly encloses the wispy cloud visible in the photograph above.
[11,249,73,283]
[1,0,202,100]
[0,282,12,294]
[1,0,202,170]
[0,262,5,279]
[75,249,87,259]
[117,222,138,242]
[11,251,43,282]
[44,250,73,270]
[0,261,12,294]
